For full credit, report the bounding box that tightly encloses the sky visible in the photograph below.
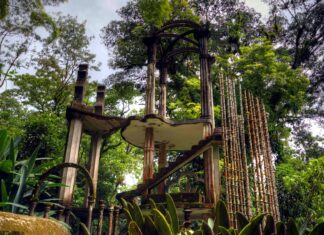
[46,0,269,83]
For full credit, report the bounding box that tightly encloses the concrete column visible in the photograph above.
[158,64,168,192]
[143,36,157,182]
[143,127,154,181]
[59,119,83,206]
[196,26,218,204]
[84,134,102,206]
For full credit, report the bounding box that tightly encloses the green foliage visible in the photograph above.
[166,193,180,234]
[236,212,249,233]
[276,155,324,226]
[0,0,8,20]
[138,0,172,27]
[239,214,265,235]
[212,200,230,233]
[123,197,323,235]
[30,11,59,43]
[0,129,38,212]
[129,221,144,235]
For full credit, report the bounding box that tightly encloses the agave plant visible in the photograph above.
[0,129,40,213]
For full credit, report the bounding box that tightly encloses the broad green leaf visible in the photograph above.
[276,221,286,235]
[152,208,173,235]
[128,221,143,235]
[128,201,136,219]
[132,201,145,228]
[263,214,275,235]
[121,197,128,209]
[0,129,9,159]
[124,208,133,224]
[239,214,265,235]
[208,217,215,230]
[218,226,231,235]
[236,212,249,232]
[0,160,12,173]
[286,218,299,235]
[149,197,157,209]
[166,193,179,234]
[213,200,230,232]
[0,202,28,210]
[144,214,158,235]
[80,222,91,235]
[1,179,8,203]
[202,221,215,235]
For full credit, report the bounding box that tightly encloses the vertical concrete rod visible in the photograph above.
[84,135,102,206]
[85,85,105,206]
[59,64,87,206]
[143,37,157,181]
[158,64,168,193]
[196,27,216,204]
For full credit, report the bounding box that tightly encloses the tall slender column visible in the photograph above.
[60,64,88,206]
[84,85,105,206]
[158,64,168,193]
[143,36,158,181]
[196,27,217,203]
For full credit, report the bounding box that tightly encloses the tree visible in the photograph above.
[8,14,98,116]
[0,0,67,87]
[265,0,324,115]
[276,155,324,227]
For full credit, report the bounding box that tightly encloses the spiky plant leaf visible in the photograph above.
[149,197,157,209]
[144,214,158,235]
[152,208,173,235]
[12,145,40,213]
[132,201,145,228]
[166,193,179,234]
[128,201,136,219]
[124,208,133,224]
[121,197,128,209]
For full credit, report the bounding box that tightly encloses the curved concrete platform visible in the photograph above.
[66,104,127,136]
[121,114,212,150]
[0,212,70,235]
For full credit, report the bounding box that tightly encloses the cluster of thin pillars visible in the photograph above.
[220,73,280,227]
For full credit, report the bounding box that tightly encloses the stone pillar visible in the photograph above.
[59,118,83,206]
[59,64,88,206]
[84,135,102,206]
[196,27,217,203]
[142,36,158,182]
[84,85,105,206]
[158,64,168,193]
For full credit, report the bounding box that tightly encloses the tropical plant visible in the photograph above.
[122,195,324,235]
[0,129,41,213]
